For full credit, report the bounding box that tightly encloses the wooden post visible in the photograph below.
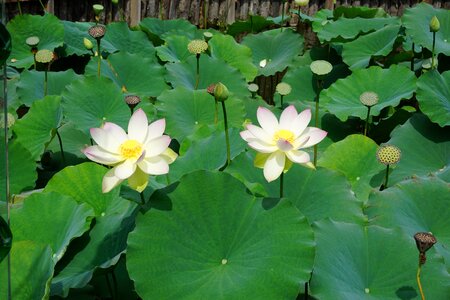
[130,0,141,26]
[226,0,235,24]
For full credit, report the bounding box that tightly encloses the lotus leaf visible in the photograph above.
[156,35,191,63]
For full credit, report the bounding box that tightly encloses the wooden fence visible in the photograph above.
[5,0,450,25]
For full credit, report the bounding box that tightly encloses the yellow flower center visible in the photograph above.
[274,129,295,151]
[119,139,143,159]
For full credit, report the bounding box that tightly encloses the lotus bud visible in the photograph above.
[429,16,440,33]
[93,4,104,16]
[214,82,229,102]
[295,0,309,7]
[83,38,94,50]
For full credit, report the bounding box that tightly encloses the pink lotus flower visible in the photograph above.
[240,105,327,182]
[83,109,177,193]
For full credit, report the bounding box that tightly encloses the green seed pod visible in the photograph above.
[276,82,292,96]
[83,38,94,50]
[111,0,119,5]
[376,145,401,165]
[26,36,40,48]
[294,0,309,7]
[429,16,440,33]
[187,39,208,55]
[93,4,104,16]
[35,49,54,64]
[214,82,229,102]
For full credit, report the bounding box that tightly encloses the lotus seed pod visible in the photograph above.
[248,83,259,93]
[359,91,379,107]
[203,32,213,42]
[276,82,292,96]
[88,25,106,40]
[187,40,208,55]
[111,0,119,4]
[310,60,333,77]
[429,16,440,33]
[83,38,94,50]
[93,4,104,16]
[35,49,54,64]
[376,145,401,165]
[414,232,437,253]
[294,0,309,7]
[214,82,229,102]
[0,113,15,128]
[25,36,40,48]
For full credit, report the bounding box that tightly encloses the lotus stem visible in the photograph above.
[214,98,218,124]
[195,54,200,90]
[364,106,371,136]
[56,129,66,164]
[17,0,22,15]
[281,1,285,32]
[417,258,425,300]
[38,0,46,12]
[44,69,48,96]
[139,192,146,205]
[411,42,415,72]
[431,32,436,70]
[105,273,115,300]
[250,15,253,33]
[97,39,101,78]
[221,101,231,166]
[280,95,284,108]
[314,79,322,167]
[382,164,390,190]
[280,172,284,198]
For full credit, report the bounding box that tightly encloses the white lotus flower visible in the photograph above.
[83,108,177,193]
[240,105,327,182]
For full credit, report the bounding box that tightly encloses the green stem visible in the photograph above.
[313,79,322,167]
[431,32,436,70]
[214,98,218,124]
[280,95,284,108]
[166,174,171,185]
[111,270,119,300]
[411,42,415,72]
[281,1,285,32]
[280,171,284,198]
[38,0,46,12]
[17,0,22,15]
[195,54,200,90]
[105,273,114,300]
[383,164,390,190]
[221,101,231,167]
[97,39,101,78]
[139,192,146,205]
[364,106,371,136]
[417,259,425,300]
[56,129,66,165]
[44,69,48,96]
[250,15,253,34]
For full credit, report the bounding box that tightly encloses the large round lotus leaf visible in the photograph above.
[333,6,387,19]
[227,15,274,37]
[165,126,246,183]
[241,28,304,76]
[156,87,246,142]
[321,65,416,121]
[416,70,450,127]
[165,55,248,98]
[155,35,191,63]
[6,14,64,68]
[402,3,450,56]
[10,191,94,262]
[317,16,400,43]
[311,9,334,34]
[46,122,90,162]
[209,34,257,81]
[310,220,450,299]
[85,51,168,97]
[225,151,365,224]
[127,170,315,299]
[0,22,11,66]
[44,162,138,296]
[318,134,385,201]
[367,177,450,270]
[103,22,156,59]
[13,95,62,160]
[16,69,81,106]
[386,113,449,186]
[0,241,53,299]
[0,139,36,197]
[139,18,199,45]
[342,24,401,70]
[62,75,130,134]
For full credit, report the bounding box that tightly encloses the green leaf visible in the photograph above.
[317,17,400,43]
[241,28,304,76]
[156,87,246,142]
[85,51,169,97]
[139,18,198,45]
[13,95,62,160]
[368,177,450,271]
[310,220,450,299]
[318,134,385,201]
[165,55,249,98]
[342,24,401,70]
[155,35,191,63]
[127,171,315,299]
[0,241,54,300]
[10,191,94,262]
[416,70,450,127]
[321,65,416,121]
[402,3,450,56]
[16,69,82,106]
[0,139,37,196]
[333,6,387,19]
[227,15,274,37]
[6,14,64,68]
[62,75,130,134]
[386,113,450,185]
[62,21,94,56]
[209,34,258,81]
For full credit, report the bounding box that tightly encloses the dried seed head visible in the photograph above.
[35,49,54,64]
[26,36,40,48]
[188,40,208,55]
[376,145,401,165]
[88,25,106,40]
[276,82,292,96]
[124,95,141,108]
[414,232,437,253]
[310,60,333,76]
[360,91,379,107]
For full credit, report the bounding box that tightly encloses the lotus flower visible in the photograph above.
[240,105,327,182]
[83,109,177,193]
